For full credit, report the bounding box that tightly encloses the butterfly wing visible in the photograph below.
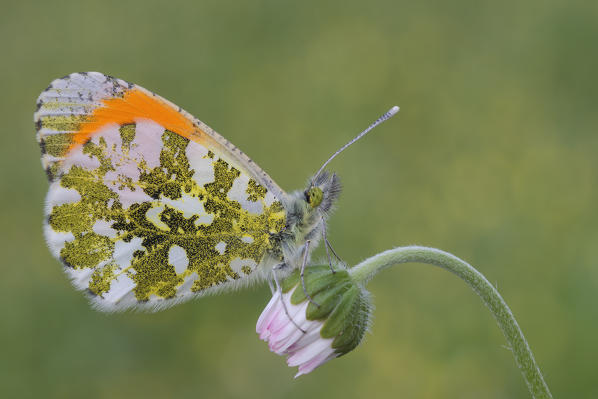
[35,72,287,311]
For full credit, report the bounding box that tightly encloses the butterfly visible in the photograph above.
[35,72,398,312]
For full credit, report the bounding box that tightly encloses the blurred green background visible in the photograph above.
[1,0,597,398]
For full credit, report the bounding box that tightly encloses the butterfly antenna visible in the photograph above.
[312,106,400,183]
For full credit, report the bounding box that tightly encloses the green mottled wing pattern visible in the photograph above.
[38,73,286,311]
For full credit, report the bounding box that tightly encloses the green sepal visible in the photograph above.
[290,269,351,305]
[331,290,370,354]
[281,270,300,293]
[281,264,371,356]
[280,265,331,293]
[320,285,359,338]
[305,280,352,320]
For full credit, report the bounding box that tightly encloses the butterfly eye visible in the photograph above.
[306,186,324,208]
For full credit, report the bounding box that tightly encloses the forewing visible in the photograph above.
[36,72,286,311]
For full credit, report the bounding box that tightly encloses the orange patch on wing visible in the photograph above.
[69,88,202,150]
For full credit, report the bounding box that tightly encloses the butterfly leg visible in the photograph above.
[321,216,342,272]
[300,240,320,308]
[272,264,306,333]
[322,219,335,274]
[267,274,276,294]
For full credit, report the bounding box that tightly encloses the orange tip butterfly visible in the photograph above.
[35,72,398,311]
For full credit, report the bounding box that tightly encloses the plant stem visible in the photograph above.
[349,245,552,399]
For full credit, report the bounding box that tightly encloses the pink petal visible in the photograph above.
[286,337,334,367]
[257,295,286,341]
[286,327,322,352]
[268,300,307,337]
[256,292,282,334]
[267,296,306,335]
[294,352,338,378]
[269,323,305,354]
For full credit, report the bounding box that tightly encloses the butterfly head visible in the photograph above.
[304,170,341,214]
[305,186,323,208]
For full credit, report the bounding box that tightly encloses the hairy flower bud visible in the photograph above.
[256,265,372,377]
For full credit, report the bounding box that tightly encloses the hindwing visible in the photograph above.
[36,72,286,311]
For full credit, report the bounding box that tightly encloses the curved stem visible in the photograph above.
[349,246,552,399]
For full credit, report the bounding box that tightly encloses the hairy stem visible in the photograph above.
[349,245,552,399]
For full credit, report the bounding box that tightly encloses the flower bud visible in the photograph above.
[256,265,371,377]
